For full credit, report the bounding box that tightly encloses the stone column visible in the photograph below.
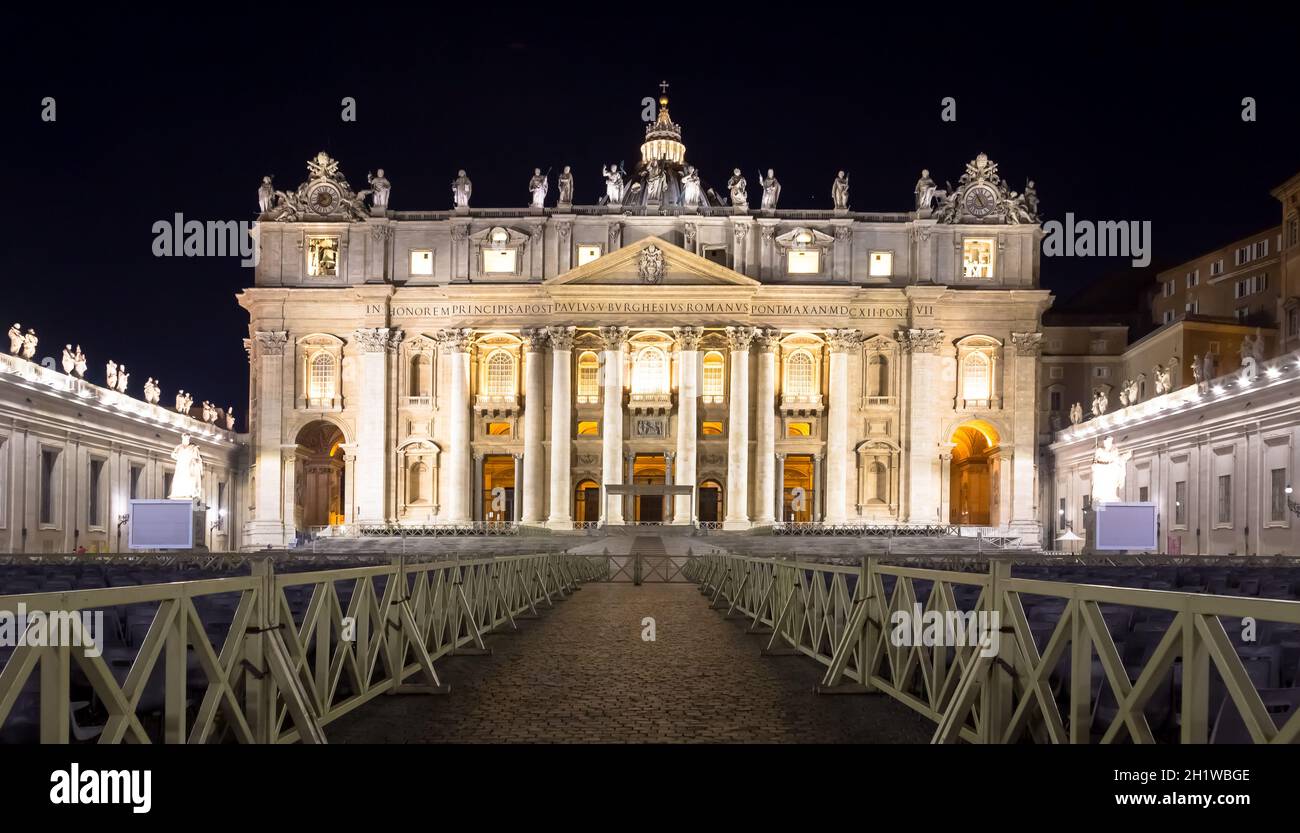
[775,453,787,522]
[824,329,861,524]
[624,450,636,523]
[520,328,548,524]
[672,327,702,525]
[512,453,524,523]
[472,452,484,522]
[341,447,357,524]
[753,329,780,526]
[664,450,675,522]
[546,326,575,529]
[438,328,473,523]
[354,327,401,525]
[599,326,628,525]
[724,326,755,529]
[813,453,824,522]
[1009,332,1044,544]
[247,331,288,547]
[901,328,944,523]
[281,449,297,542]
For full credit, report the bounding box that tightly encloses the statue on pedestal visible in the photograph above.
[602,163,625,205]
[176,390,188,414]
[452,170,472,209]
[915,169,937,211]
[758,169,780,210]
[681,165,703,208]
[257,176,275,214]
[557,166,574,205]
[645,160,667,203]
[1023,180,1039,222]
[144,378,160,405]
[61,345,74,375]
[168,435,204,501]
[21,330,37,360]
[366,169,390,210]
[225,406,235,431]
[73,346,87,378]
[116,366,128,394]
[831,171,850,211]
[8,323,22,355]
[528,168,548,208]
[727,168,748,208]
[1118,381,1131,408]
[1091,387,1108,417]
[1090,436,1132,505]
[106,360,118,391]
[1069,402,1083,425]
[1153,364,1171,395]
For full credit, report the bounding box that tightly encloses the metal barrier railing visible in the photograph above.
[685,553,1300,744]
[0,552,600,744]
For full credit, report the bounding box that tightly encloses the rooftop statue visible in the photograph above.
[727,168,748,208]
[22,330,38,360]
[1090,436,1132,505]
[758,169,780,210]
[452,169,472,208]
[61,345,74,375]
[645,160,667,203]
[831,171,850,211]
[116,366,128,394]
[73,346,87,378]
[557,166,574,205]
[1069,402,1083,425]
[257,176,275,214]
[915,169,937,211]
[528,167,549,208]
[602,163,625,205]
[106,360,118,390]
[367,169,391,210]
[168,435,203,501]
[681,165,703,208]
[8,323,22,355]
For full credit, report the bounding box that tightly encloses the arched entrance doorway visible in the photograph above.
[782,455,815,522]
[295,421,346,529]
[632,454,666,522]
[949,420,1000,526]
[574,479,600,525]
[480,454,516,523]
[698,479,723,524]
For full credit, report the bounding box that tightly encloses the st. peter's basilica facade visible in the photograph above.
[239,93,1050,548]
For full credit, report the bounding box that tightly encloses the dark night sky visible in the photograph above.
[3,3,1297,428]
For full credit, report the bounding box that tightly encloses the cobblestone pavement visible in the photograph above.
[328,582,934,743]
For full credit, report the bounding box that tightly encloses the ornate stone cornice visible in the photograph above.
[673,326,704,352]
[255,330,289,357]
[435,328,473,354]
[753,328,782,352]
[897,327,944,354]
[520,327,550,353]
[725,325,756,352]
[547,325,576,351]
[598,326,630,350]
[825,328,863,353]
[354,327,402,353]
[1010,331,1044,356]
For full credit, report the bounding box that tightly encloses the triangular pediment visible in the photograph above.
[547,236,759,287]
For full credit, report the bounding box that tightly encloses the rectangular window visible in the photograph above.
[129,464,143,500]
[1174,481,1187,526]
[217,481,227,521]
[1210,259,1224,276]
[1049,390,1062,411]
[39,449,59,525]
[868,251,892,277]
[482,248,517,274]
[1092,367,1110,378]
[1162,280,1175,298]
[786,250,820,274]
[1217,474,1232,525]
[306,236,340,277]
[702,247,727,266]
[409,249,433,276]
[1139,486,1149,503]
[1290,308,1300,339]
[1271,468,1287,523]
[1162,310,1174,324]
[576,420,599,437]
[1185,270,1199,288]
[88,458,104,527]
[576,245,602,266]
[1235,307,1249,322]
[961,238,995,279]
[1185,300,1198,314]
[164,472,174,500]
[1049,366,1064,379]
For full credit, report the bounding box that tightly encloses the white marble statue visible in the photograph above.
[727,168,748,208]
[21,330,37,360]
[602,164,624,205]
[528,168,548,208]
[452,170,472,208]
[225,406,235,431]
[832,171,850,211]
[367,169,390,209]
[106,360,118,390]
[168,435,204,501]
[176,390,188,414]
[1023,180,1039,221]
[1069,402,1083,426]
[1091,387,1108,417]
[144,378,160,405]
[1153,364,1170,395]
[1200,351,1217,382]
[73,346,86,378]
[116,366,128,394]
[645,160,667,203]
[1126,378,1139,405]
[915,169,937,211]
[681,165,703,208]
[257,176,275,213]
[1118,382,1131,408]
[1090,436,1132,505]
[759,169,780,210]
[61,345,75,375]
[201,401,213,423]
[7,323,22,355]
[557,166,574,204]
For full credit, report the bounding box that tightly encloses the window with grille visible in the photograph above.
[485,351,515,395]
[701,351,725,400]
[1217,474,1232,525]
[577,352,600,401]
[631,347,668,395]
[785,351,815,396]
[309,354,335,400]
[962,352,991,400]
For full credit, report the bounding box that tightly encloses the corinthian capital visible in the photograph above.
[673,326,704,352]
[1010,331,1044,356]
[520,327,550,353]
[255,330,289,357]
[546,325,576,351]
[354,327,402,353]
[435,328,473,354]
[725,325,756,352]
[598,326,630,350]
[897,327,944,354]
[753,328,782,352]
[825,328,862,353]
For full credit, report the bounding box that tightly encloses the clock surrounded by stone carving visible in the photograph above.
[963,184,998,218]
[308,182,341,215]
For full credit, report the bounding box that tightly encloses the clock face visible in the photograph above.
[964,184,997,218]
[308,183,341,215]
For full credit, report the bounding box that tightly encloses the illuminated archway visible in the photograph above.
[295,421,346,528]
[949,420,1001,526]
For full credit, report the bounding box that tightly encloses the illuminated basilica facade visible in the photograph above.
[239,95,1051,548]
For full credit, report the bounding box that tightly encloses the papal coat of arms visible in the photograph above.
[638,245,665,284]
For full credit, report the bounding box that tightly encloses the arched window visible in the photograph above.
[701,351,725,401]
[409,353,431,397]
[576,351,600,401]
[631,346,668,395]
[962,352,990,401]
[785,351,815,396]
[484,350,515,396]
[866,354,888,397]
[309,354,336,400]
